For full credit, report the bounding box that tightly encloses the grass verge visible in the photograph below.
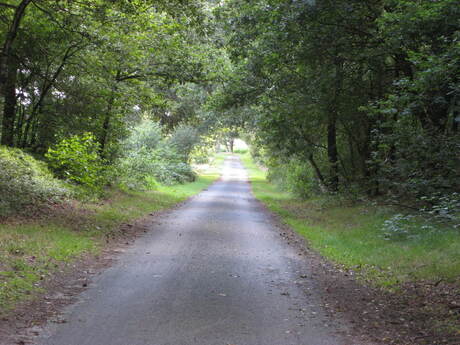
[239,152,460,288]
[0,153,225,313]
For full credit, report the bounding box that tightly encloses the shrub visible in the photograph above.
[381,213,442,241]
[45,133,106,194]
[0,146,69,216]
[116,121,196,189]
[168,125,200,162]
[123,121,162,152]
[115,148,159,190]
[267,157,319,198]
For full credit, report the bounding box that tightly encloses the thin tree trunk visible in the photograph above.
[308,154,327,193]
[0,0,32,146]
[0,0,32,94]
[99,86,118,158]
[99,111,112,157]
[1,59,17,146]
[21,45,79,148]
[15,103,25,145]
[327,113,339,191]
[326,57,342,192]
[21,112,34,147]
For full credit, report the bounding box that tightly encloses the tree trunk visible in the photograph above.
[0,0,32,146]
[326,57,342,192]
[1,59,18,146]
[0,0,32,95]
[307,154,327,193]
[99,111,112,157]
[15,103,25,145]
[327,113,339,191]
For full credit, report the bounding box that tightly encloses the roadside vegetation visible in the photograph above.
[240,152,460,289]
[0,153,225,312]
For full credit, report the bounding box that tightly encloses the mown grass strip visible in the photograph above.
[0,153,226,312]
[239,152,460,288]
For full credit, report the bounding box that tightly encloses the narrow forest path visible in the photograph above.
[35,156,360,345]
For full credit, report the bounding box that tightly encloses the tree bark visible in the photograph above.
[307,153,327,192]
[0,0,32,94]
[1,58,18,146]
[327,112,339,191]
[326,57,342,192]
[0,0,32,146]
[99,87,117,157]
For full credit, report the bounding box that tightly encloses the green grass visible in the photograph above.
[0,153,225,312]
[0,224,96,309]
[239,152,460,288]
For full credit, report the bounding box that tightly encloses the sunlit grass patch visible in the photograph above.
[239,152,460,288]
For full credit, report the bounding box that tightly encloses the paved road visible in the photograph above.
[37,156,350,345]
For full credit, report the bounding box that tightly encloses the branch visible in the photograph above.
[0,2,16,9]
[116,74,144,82]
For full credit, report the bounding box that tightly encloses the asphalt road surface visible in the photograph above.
[37,156,352,345]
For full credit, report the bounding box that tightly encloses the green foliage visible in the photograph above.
[45,133,106,194]
[116,121,196,189]
[190,141,215,164]
[122,121,163,152]
[168,124,200,162]
[372,120,459,201]
[0,146,69,216]
[212,0,460,224]
[267,158,318,199]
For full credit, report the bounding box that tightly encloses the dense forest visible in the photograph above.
[213,0,459,211]
[0,0,458,221]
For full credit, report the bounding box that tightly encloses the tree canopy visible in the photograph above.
[0,0,458,212]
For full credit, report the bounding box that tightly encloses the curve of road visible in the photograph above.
[36,156,354,345]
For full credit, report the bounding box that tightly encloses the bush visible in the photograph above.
[0,146,69,216]
[45,133,106,194]
[123,121,163,152]
[168,125,200,162]
[267,157,319,198]
[116,121,197,189]
[116,148,159,190]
